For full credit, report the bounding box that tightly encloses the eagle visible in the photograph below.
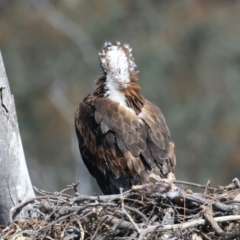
[75,42,176,195]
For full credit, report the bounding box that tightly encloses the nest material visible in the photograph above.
[1,178,240,240]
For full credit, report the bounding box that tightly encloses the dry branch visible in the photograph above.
[0,52,34,225]
[1,178,240,239]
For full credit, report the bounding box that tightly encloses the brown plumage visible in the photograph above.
[75,41,176,194]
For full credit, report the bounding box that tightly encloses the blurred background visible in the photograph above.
[0,0,240,194]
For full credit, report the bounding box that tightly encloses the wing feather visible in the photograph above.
[139,99,176,174]
[75,94,176,195]
[93,98,146,156]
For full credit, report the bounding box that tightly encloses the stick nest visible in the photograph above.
[1,178,240,240]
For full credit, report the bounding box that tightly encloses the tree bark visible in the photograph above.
[0,52,34,226]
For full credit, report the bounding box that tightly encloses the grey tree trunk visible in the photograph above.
[0,52,35,226]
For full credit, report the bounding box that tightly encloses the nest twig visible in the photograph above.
[1,178,240,240]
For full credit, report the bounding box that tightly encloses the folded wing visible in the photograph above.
[75,95,175,194]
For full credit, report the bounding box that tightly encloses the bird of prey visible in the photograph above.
[75,42,176,195]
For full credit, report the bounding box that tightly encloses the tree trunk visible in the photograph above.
[0,52,34,226]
